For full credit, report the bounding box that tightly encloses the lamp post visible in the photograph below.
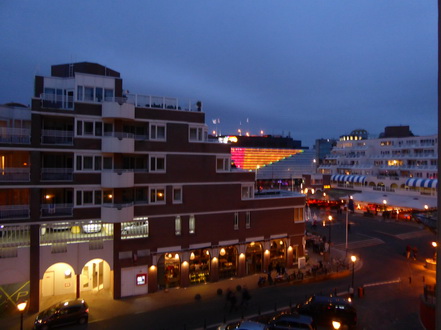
[332,320,341,329]
[328,215,333,255]
[350,255,357,291]
[17,301,27,330]
[432,242,438,261]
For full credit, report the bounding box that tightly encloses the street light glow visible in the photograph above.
[351,255,357,263]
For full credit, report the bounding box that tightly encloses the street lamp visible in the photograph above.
[328,215,333,255]
[350,255,357,291]
[432,242,437,261]
[332,320,341,329]
[17,300,27,330]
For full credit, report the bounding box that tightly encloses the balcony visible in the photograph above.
[40,93,74,110]
[41,168,73,181]
[0,128,31,144]
[41,203,73,218]
[0,168,30,182]
[41,129,74,145]
[126,93,202,112]
[102,99,135,120]
[101,170,134,188]
[0,205,30,220]
[101,133,135,153]
[101,203,134,223]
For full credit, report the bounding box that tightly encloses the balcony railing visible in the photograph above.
[0,225,30,249]
[0,168,30,182]
[40,221,113,245]
[41,129,74,145]
[40,93,74,110]
[126,93,202,112]
[41,203,73,217]
[0,127,31,144]
[41,168,73,181]
[0,205,30,220]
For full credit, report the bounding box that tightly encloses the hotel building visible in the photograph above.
[318,127,437,212]
[0,62,306,313]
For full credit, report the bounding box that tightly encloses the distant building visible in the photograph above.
[0,62,306,313]
[318,126,437,212]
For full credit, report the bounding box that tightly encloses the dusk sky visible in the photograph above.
[0,1,437,147]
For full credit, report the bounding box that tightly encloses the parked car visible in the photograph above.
[296,295,357,329]
[34,299,89,329]
[267,311,316,329]
[121,221,148,235]
[217,320,268,330]
[82,222,102,233]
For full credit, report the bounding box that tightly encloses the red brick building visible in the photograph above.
[0,62,306,313]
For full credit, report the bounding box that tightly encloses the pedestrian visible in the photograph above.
[225,288,233,311]
[241,286,251,309]
[412,246,418,260]
[406,245,411,259]
[229,291,237,312]
[267,271,273,285]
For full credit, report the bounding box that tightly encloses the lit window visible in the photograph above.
[234,212,239,230]
[175,216,181,235]
[294,207,304,222]
[150,187,165,204]
[189,215,195,234]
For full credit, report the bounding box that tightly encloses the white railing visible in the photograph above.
[126,93,201,112]
[41,168,73,181]
[0,168,30,182]
[41,129,74,145]
[41,203,73,217]
[0,127,31,144]
[40,222,114,245]
[0,205,30,220]
[0,225,30,248]
[40,93,74,110]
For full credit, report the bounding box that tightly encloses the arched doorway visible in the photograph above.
[269,239,286,273]
[157,253,181,289]
[189,249,210,284]
[245,242,263,275]
[42,263,76,298]
[80,259,111,293]
[218,246,238,279]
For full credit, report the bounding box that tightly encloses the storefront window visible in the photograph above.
[269,239,286,270]
[189,249,210,284]
[218,246,238,279]
[157,253,180,289]
[245,242,263,275]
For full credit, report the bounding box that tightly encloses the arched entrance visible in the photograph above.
[269,239,286,273]
[189,249,210,284]
[245,242,263,275]
[80,259,111,293]
[218,246,238,279]
[157,253,181,289]
[42,263,75,297]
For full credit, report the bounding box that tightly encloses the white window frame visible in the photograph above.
[149,186,166,204]
[246,211,251,229]
[294,207,304,222]
[150,123,166,141]
[189,125,207,142]
[172,186,183,204]
[175,216,181,236]
[241,184,254,200]
[189,215,195,234]
[76,189,102,206]
[76,119,103,137]
[76,154,102,172]
[149,154,166,173]
[216,156,231,172]
[234,212,239,230]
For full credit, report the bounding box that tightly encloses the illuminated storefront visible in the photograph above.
[245,242,263,275]
[189,249,210,284]
[218,246,238,279]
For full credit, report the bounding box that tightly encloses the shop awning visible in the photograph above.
[405,178,438,188]
[331,174,366,184]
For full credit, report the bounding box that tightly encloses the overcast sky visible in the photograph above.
[0,1,437,147]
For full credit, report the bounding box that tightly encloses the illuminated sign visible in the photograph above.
[136,274,147,286]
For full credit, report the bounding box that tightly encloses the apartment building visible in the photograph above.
[0,62,306,313]
[318,126,437,211]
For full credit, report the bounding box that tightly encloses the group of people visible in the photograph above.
[405,245,418,260]
[225,286,251,312]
